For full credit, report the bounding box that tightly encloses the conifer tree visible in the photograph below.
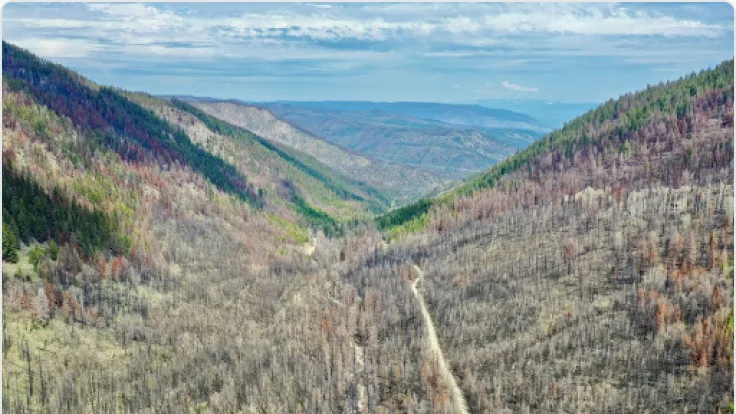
[2,225,19,263]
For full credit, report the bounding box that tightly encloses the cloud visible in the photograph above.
[1,2,731,100]
[210,3,726,44]
[11,38,103,58]
[481,4,727,37]
[5,3,728,52]
[86,3,184,32]
[501,81,538,92]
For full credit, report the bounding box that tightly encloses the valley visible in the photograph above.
[2,39,733,414]
[177,98,450,203]
[249,101,542,178]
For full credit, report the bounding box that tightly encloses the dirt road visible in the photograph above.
[411,264,469,414]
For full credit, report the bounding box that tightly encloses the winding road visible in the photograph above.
[411,264,470,414]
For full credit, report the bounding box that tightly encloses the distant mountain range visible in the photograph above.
[262,100,549,132]
[469,99,598,129]
[253,101,544,178]
[177,98,450,204]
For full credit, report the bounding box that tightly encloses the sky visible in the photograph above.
[2,2,733,103]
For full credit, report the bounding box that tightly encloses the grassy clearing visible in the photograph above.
[265,212,311,244]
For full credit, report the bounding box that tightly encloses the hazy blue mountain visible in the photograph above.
[260,100,549,133]
[178,98,450,203]
[471,99,598,129]
[256,102,543,179]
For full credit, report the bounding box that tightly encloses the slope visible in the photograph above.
[361,59,733,412]
[379,59,735,236]
[1,41,401,413]
[2,42,261,207]
[180,98,448,203]
[257,102,538,179]
[128,93,391,231]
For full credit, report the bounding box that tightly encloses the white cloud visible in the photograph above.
[12,38,103,58]
[2,2,730,64]
[5,18,91,29]
[86,3,184,32]
[120,44,222,58]
[482,4,726,37]
[501,81,538,92]
[212,4,726,43]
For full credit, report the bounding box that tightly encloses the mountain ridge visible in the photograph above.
[175,97,450,204]
[259,99,549,132]
[256,101,540,179]
[378,58,735,235]
[470,99,598,129]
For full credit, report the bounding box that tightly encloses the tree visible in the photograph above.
[47,240,59,261]
[2,225,20,263]
[29,245,44,271]
[35,287,50,325]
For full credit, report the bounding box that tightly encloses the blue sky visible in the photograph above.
[2,2,733,103]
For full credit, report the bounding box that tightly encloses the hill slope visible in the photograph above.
[130,94,394,227]
[364,59,733,411]
[180,98,449,203]
[1,41,399,413]
[379,60,734,234]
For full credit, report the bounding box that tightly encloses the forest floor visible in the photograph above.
[303,236,317,256]
[354,341,367,413]
[411,264,469,414]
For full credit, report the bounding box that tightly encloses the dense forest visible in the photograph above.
[2,162,124,260]
[2,41,262,206]
[2,42,734,413]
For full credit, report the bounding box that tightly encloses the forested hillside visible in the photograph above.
[2,43,261,206]
[183,99,450,203]
[380,59,734,236]
[364,59,734,411]
[1,43,389,412]
[129,94,391,235]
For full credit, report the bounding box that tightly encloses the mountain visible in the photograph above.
[255,101,542,179]
[379,60,734,234]
[264,100,549,132]
[472,99,599,129]
[373,59,733,411]
[176,98,449,204]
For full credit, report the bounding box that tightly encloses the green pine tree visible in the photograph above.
[2,225,20,263]
[28,244,44,270]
